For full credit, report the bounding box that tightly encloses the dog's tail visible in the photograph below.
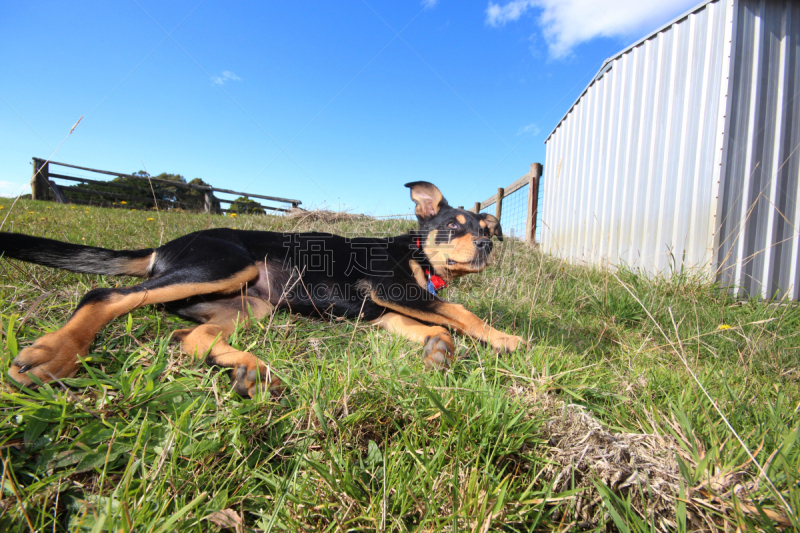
[0,233,155,277]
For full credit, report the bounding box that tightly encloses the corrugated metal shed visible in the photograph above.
[717,0,800,299]
[542,0,800,299]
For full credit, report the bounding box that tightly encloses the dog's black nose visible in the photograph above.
[476,238,492,254]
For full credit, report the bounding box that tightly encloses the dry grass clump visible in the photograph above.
[510,387,683,530]
[509,383,796,531]
[286,207,367,223]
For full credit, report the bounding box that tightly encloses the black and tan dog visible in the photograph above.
[1,182,525,397]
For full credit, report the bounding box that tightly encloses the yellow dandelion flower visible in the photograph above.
[120,201,127,205]
[131,208,137,211]
[230,213,238,218]
[718,324,732,330]
[0,206,4,209]
[147,217,154,221]
[46,207,50,209]
[70,206,76,209]
[28,211,34,214]
[40,218,45,221]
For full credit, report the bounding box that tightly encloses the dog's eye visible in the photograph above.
[447,222,459,230]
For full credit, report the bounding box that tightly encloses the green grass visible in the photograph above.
[0,199,798,531]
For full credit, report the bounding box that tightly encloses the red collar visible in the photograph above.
[425,269,448,292]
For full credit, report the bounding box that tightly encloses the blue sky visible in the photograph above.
[1,0,697,216]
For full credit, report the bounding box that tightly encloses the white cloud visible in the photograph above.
[0,181,31,198]
[517,123,541,136]
[422,0,439,8]
[486,0,535,27]
[486,0,697,59]
[213,71,242,85]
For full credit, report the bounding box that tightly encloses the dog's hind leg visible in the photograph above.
[371,312,456,369]
[170,295,282,398]
[9,258,259,389]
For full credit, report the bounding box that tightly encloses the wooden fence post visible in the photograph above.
[203,191,214,215]
[50,182,68,204]
[31,158,50,201]
[474,202,481,214]
[526,163,542,246]
[495,187,504,222]
[30,158,41,200]
[204,191,215,214]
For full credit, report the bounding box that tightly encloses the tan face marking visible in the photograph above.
[456,214,466,224]
[422,233,487,280]
[479,220,487,228]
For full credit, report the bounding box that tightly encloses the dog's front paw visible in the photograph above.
[423,335,455,370]
[232,362,284,399]
[490,333,526,353]
[9,334,84,387]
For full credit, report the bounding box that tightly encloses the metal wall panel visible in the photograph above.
[542,0,732,274]
[716,0,800,299]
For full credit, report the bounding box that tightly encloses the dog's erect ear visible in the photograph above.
[478,213,503,241]
[405,181,449,221]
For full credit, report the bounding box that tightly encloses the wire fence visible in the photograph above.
[481,184,529,240]
[475,164,543,244]
[30,158,301,214]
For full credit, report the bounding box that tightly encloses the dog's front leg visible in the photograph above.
[371,293,525,353]
[432,301,525,352]
[371,312,456,369]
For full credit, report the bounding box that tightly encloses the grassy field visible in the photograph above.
[0,199,798,532]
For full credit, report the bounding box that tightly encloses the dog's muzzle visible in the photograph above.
[475,238,493,255]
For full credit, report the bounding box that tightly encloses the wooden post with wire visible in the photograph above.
[526,163,542,246]
[471,161,542,243]
[28,157,301,213]
[31,158,51,201]
[495,187,504,221]
[204,191,215,214]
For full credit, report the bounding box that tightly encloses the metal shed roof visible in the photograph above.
[544,0,718,143]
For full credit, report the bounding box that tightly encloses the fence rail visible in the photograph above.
[30,157,301,214]
[467,163,542,245]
